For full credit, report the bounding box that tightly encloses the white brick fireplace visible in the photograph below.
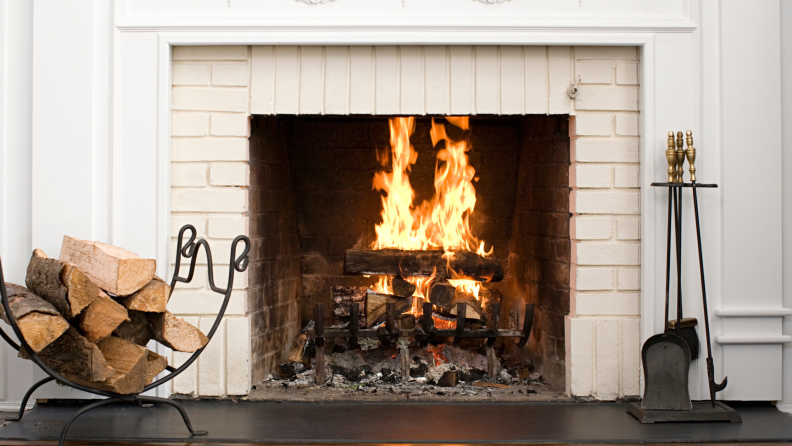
[1,0,789,408]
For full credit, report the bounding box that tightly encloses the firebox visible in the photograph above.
[247,114,570,392]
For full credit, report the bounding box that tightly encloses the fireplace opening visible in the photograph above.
[247,114,570,397]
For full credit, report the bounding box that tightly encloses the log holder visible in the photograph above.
[0,224,250,446]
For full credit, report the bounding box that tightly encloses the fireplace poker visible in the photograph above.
[664,132,676,332]
[686,130,727,406]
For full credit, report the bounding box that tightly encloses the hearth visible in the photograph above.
[247,114,570,394]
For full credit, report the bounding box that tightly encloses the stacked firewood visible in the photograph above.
[0,236,207,394]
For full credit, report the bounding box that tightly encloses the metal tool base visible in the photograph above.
[627,401,741,424]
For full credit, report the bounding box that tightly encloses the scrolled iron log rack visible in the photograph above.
[0,224,250,446]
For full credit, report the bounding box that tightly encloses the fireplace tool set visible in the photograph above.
[627,131,740,423]
[0,225,250,445]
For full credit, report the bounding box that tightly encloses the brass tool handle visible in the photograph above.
[675,131,686,183]
[666,131,677,183]
[685,129,696,182]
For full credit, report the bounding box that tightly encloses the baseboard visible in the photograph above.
[778,404,792,415]
[0,400,35,412]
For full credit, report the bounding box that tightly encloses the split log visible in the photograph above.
[20,327,113,382]
[428,282,455,311]
[365,290,411,328]
[288,332,309,363]
[59,236,156,296]
[450,288,484,319]
[391,276,416,298]
[344,249,504,282]
[75,290,129,342]
[145,350,168,385]
[147,311,208,353]
[331,285,366,326]
[25,249,98,318]
[117,276,169,312]
[64,337,149,394]
[113,310,152,346]
[0,283,69,352]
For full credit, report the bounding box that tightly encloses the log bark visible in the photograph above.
[118,276,169,313]
[59,236,156,296]
[147,311,208,353]
[63,337,149,394]
[75,290,129,342]
[331,286,366,326]
[428,282,455,311]
[391,276,416,298]
[365,290,411,328]
[344,249,504,282]
[1,283,69,352]
[25,249,98,318]
[113,310,152,346]
[20,327,113,382]
[450,288,484,319]
[145,349,168,385]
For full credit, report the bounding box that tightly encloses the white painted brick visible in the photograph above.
[616,62,638,85]
[172,164,207,187]
[172,113,209,137]
[576,243,640,266]
[574,191,640,214]
[524,46,548,114]
[324,46,349,115]
[576,267,614,291]
[210,113,248,137]
[169,290,247,316]
[475,46,499,114]
[198,318,226,396]
[615,113,639,136]
[212,267,248,291]
[617,217,641,240]
[576,86,638,111]
[250,46,275,115]
[573,216,613,240]
[172,87,248,112]
[173,46,248,61]
[575,138,639,163]
[595,319,620,400]
[226,317,251,395]
[548,46,571,114]
[575,293,640,316]
[210,163,248,187]
[575,164,612,188]
[575,46,637,60]
[173,64,210,86]
[621,318,641,396]
[424,46,448,114]
[171,316,199,395]
[400,46,423,114]
[168,266,207,290]
[172,189,246,213]
[209,216,247,239]
[500,46,523,114]
[212,64,249,87]
[172,215,206,238]
[566,317,593,396]
[576,61,612,84]
[172,138,247,162]
[299,46,324,114]
[617,268,641,291]
[575,113,612,136]
[614,165,639,188]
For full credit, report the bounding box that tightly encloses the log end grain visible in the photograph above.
[119,276,169,312]
[77,291,130,343]
[145,350,168,384]
[18,313,70,352]
[148,311,208,353]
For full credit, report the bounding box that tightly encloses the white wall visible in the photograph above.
[780,0,792,413]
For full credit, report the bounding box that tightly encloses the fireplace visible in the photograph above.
[246,114,570,392]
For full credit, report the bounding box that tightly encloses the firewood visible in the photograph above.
[145,349,168,384]
[332,285,366,326]
[147,311,208,353]
[365,290,411,328]
[75,290,129,342]
[20,327,113,382]
[63,337,149,394]
[391,276,416,298]
[25,249,98,318]
[344,249,504,282]
[118,276,169,313]
[0,283,69,352]
[429,282,455,311]
[59,236,156,296]
[113,310,152,346]
[450,288,484,319]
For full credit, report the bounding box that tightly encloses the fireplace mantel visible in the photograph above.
[1,0,787,407]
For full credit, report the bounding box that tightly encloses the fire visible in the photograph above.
[369,116,490,317]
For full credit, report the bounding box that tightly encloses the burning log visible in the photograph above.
[344,249,503,282]
[332,286,366,326]
[391,276,416,298]
[429,282,455,311]
[365,290,411,328]
[0,283,70,352]
[450,288,484,320]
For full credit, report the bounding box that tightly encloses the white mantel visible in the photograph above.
[0,0,789,408]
